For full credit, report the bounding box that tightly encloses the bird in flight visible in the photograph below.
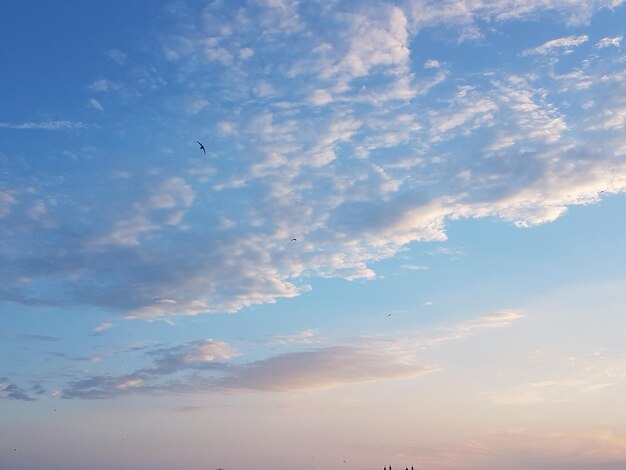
[196,141,206,155]
[387,313,393,317]
[291,238,297,241]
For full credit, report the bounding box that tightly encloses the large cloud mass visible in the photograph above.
[1,0,626,319]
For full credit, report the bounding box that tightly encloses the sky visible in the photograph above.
[1,0,626,468]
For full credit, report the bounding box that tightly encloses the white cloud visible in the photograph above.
[0,121,87,130]
[187,98,209,114]
[596,35,623,48]
[205,44,233,65]
[115,378,142,390]
[256,0,304,34]
[265,329,318,345]
[0,190,17,217]
[429,90,498,142]
[400,264,429,271]
[424,59,441,69]
[239,47,254,59]
[62,341,435,398]
[87,78,111,92]
[326,6,410,90]
[181,339,240,364]
[88,177,195,248]
[217,121,236,135]
[27,200,48,221]
[89,98,104,111]
[522,35,588,55]
[308,88,333,105]
[92,322,114,334]
[593,107,626,129]
[5,0,626,323]
[404,0,625,31]
[105,49,127,64]
[253,80,276,98]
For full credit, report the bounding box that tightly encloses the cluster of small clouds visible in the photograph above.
[401,0,625,30]
[2,0,626,320]
[87,176,194,248]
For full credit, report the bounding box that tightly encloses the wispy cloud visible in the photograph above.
[91,322,114,335]
[105,48,126,64]
[87,78,111,92]
[89,98,104,111]
[63,339,239,399]
[413,310,525,347]
[263,329,319,345]
[0,190,17,217]
[87,176,194,248]
[489,379,615,405]
[400,264,429,271]
[596,35,623,48]
[522,35,588,55]
[0,120,86,130]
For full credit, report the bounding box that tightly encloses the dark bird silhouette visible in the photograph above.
[196,141,206,155]
[291,238,297,241]
[387,313,393,317]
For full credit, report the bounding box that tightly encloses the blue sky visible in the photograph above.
[2,1,626,468]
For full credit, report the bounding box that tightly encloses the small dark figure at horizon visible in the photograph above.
[196,141,206,155]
